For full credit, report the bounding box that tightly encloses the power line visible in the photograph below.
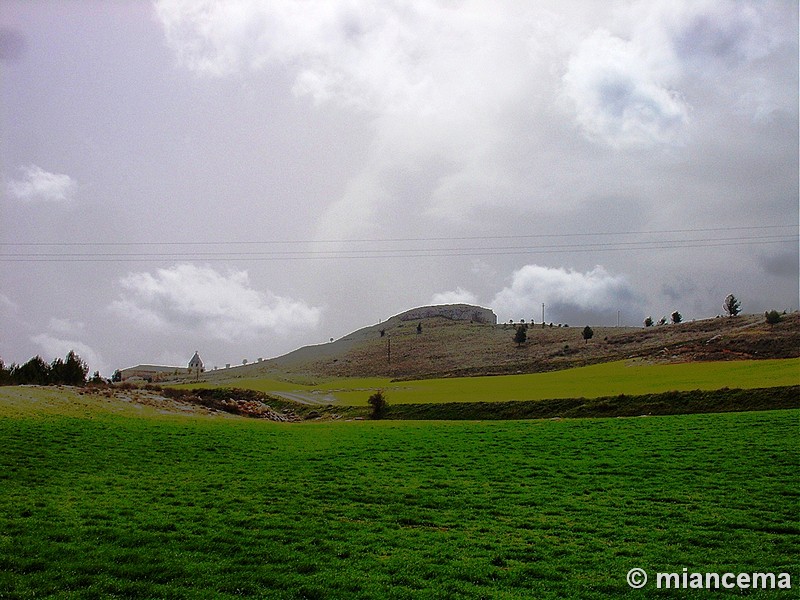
[1,224,794,248]
[1,234,794,256]
[0,234,795,262]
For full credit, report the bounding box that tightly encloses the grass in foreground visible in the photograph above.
[1,406,797,598]
[183,358,800,405]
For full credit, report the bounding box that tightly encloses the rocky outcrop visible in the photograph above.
[397,304,497,325]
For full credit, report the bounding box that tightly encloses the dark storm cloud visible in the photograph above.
[0,28,26,61]
[759,251,800,279]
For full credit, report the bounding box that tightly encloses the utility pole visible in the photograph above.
[617,310,621,328]
[542,303,545,326]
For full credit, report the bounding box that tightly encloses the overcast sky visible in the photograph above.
[1,0,798,376]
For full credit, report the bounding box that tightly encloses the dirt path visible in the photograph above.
[271,391,339,405]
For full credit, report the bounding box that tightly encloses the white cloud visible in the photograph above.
[6,164,77,203]
[626,0,781,69]
[650,0,794,123]
[155,1,518,114]
[110,264,322,341]
[154,0,561,234]
[47,318,86,337]
[491,264,640,325]
[562,28,689,148]
[30,333,106,376]
[561,0,794,147]
[430,287,478,306]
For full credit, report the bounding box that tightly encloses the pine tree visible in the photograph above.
[514,324,527,347]
[723,294,741,317]
[62,351,88,385]
[14,356,51,385]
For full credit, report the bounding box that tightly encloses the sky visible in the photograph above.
[1,0,798,377]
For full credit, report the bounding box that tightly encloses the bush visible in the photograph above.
[765,310,782,325]
[367,390,387,419]
[87,371,109,387]
[514,325,527,347]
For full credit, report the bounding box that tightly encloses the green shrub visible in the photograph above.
[765,310,782,325]
[367,390,387,419]
[513,325,527,347]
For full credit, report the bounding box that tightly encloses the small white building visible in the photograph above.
[118,364,186,382]
[118,352,204,382]
[189,351,204,372]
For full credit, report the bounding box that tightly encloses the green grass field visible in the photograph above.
[187,358,800,405]
[1,399,797,598]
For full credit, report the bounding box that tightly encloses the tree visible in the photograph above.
[671,311,682,324]
[14,356,51,385]
[4,351,87,386]
[0,360,12,386]
[49,351,88,385]
[644,316,654,327]
[367,390,387,419]
[50,357,66,383]
[765,310,782,325]
[514,324,527,347]
[416,322,423,334]
[723,294,741,317]
[60,351,88,386]
[582,326,594,343]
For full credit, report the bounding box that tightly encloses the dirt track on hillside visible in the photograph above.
[270,391,338,405]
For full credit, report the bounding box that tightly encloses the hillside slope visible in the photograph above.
[202,307,800,382]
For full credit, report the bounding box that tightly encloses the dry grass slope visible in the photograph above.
[206,311,800,382]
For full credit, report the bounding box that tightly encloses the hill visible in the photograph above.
[202,305,800,383]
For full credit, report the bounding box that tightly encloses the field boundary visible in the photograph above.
[172,385,799,421]
[173,358,800,407]
[379,385,800,420]
[3,384,796,423]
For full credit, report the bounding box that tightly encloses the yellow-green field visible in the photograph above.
[181,358,800,406]
[0,386,221,421]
